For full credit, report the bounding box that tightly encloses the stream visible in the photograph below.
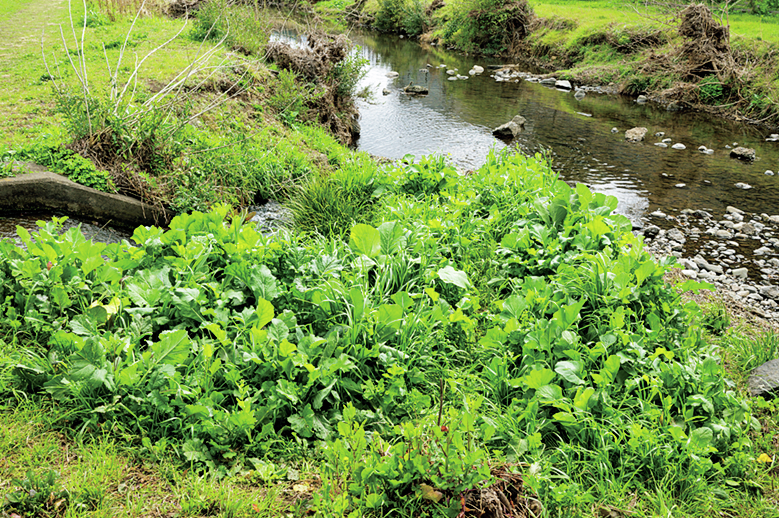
[344,30,779,224]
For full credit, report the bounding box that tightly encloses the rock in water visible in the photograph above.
[404,85,428,94]
[386,71,399,78]
[574,90,586,100]
[625,127,648,142]
[492,115,527,139]
[469,65,484,75]
[730,147,756,161]
[748,359,779,397]
[555,80,572,89]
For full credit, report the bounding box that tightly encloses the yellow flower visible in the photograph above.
[756,453,773,464]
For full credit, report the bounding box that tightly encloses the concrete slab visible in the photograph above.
[0,167,169,229]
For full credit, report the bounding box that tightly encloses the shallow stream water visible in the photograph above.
[346,30,779,223]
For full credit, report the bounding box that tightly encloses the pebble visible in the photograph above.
[734,182,752,190]
[672,143,686,150]
[675,183,686,188]
[655,143,668,148]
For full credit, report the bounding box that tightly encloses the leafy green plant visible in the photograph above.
[315,400,496,515]
[699,75,726,103]
[2,470,70,516]
[330,48,369,98]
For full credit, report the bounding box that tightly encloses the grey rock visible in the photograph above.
[732,267,749,279]
[704,263,724,274]
[574,90,586,100]
[625,127,648,142]
[539,77,557,85]
[492,115,526,139]
[642,225,661,239]
[730,147,756,161]
[636,95,648,103]
[404,85,429,94]
[682,270,698,279]
[748,359,779,396]
[755,246,773,255]
[382,88,391,96]
[759,286,779,298]
[715,229,733,239]
[726,206,744,214]
[667,228,686,243]
[386,71,399,78]
[555,80,572,89]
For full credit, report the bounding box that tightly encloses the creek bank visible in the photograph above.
[640,205,779,321]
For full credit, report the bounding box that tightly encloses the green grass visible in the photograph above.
[0,403,299,517]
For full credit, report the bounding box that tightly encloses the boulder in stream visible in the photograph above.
[730,147,756,161]
[493,115,527,139]
[555,80,572,90]
[625,127,648,142]
[404,84,428,95]
[748,359,779,397]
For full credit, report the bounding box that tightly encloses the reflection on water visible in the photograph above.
[346,30,779,220]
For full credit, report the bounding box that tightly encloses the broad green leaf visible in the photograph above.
[555,361,584,385]
[537,384,563,403]
[688,427,714,451]
[500,295,527,321]
[255,298,275,329]
[573,387,595,410]
[523,368,555,390]
[151,329,191,366]
[437,266,471,290]
[350,224,381,258]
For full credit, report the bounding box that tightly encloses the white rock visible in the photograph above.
[734,182,752,190]
[766,170,775,176]
[672,143,686,150]
[386,71,399,78]
[682,270,698,279]
[655,143,668,148]
[675,183,686,188]
[555,80,572,89]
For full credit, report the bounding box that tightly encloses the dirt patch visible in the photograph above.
[265,32,359,145]
[460,466,541,518]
